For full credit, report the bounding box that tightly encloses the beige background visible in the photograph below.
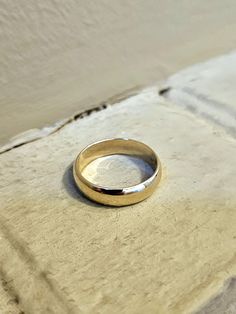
[1,0,236,145]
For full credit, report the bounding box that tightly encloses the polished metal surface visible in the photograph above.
[73,138,162,206]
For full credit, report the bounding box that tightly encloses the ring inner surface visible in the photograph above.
[77,139,157,188]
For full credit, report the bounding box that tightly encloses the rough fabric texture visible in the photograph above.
[1,54,236,313]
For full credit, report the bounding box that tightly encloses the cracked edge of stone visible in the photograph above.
[0,86,141,155]
[158,86,171,96]
[158,84,236,139]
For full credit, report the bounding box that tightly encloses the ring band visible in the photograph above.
[73,138,162,206]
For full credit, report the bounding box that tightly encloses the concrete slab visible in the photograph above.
[0,54,236,313]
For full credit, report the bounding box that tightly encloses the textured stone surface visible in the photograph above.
[1,54,236,313]
[1,1,236,144]
[163,51,236,138]
[195,278,236,314]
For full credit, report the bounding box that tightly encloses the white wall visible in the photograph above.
[1,0,236,144]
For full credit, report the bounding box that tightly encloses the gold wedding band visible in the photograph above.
[73,138,162,206]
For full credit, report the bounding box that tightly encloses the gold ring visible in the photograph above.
[73,138,162,206]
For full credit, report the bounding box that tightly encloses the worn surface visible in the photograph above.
[1,0,236,144]
[195,278,236,314]
[1,53,236,313]
[163,51,236,138]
